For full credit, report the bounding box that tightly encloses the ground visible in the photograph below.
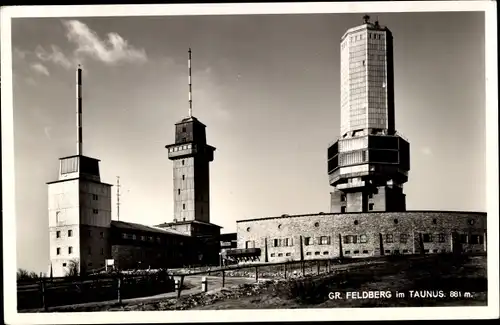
[31,253,487,312]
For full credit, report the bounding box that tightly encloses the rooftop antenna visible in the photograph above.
[363,14,370,24]
[188,48,193,118]
[375,15,380,27]
[116,176,121,221]
[76,64,83,155]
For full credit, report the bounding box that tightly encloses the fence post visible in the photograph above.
[201,277,208,292]
[117,276,122,304]
[177,275,184,298]
[301,261,305,276]
[41,279,47,311]
[317,260,320,274]
[222,270,225,287]
[284,263,287,279]
[255,266,259,282]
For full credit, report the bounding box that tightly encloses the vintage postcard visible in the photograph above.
[1,1,498,323]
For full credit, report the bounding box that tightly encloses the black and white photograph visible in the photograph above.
[1,1,498,323]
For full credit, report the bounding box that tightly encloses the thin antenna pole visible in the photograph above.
[76,65,83,155]
[188,48,193,117]
[116,176,121,221]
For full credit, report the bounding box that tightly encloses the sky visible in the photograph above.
[9,12,486,273]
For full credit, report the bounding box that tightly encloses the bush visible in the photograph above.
[17,268,39,281]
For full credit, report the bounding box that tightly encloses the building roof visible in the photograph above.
[46,177,113,186]
[175,116,206,127]
[155,219,223,228]
[111,220,189,237]
[236,210,487,223]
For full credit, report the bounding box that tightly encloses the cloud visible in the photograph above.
[35,45,73,69]
[421,147,433,156]
[43,127,52,140]
[30,63,50,76]
[62,20,147,65]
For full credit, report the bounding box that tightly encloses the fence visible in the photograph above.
[169,256,377,298]
[17,270,175,311]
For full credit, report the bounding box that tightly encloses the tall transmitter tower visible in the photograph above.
[327,15,410,213]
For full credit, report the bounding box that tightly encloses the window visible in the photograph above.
[345,251,350,255]
[363,250,369,254]
[385,250,391,254]
[178,189,181,195]
[93,209,98,214]
[368,193,373,199]
[320,236,331,245]
[62,263,67,267]
[88,230,92,237]
[56,211,61,223]
[245,240,255,249]
[359,234,367,243]
[88,262,93,267]
[157,237,161,243]
[141,235,146,241]
[315,252,320,255]
[100,232,104,239]
[341,194,346,202]
[100,248,104,255]
[270,253,275,257]
[306,252,312,255]
[432,218,437,224]
[304,237,312,246]
[314,222,319,227]
[183,204,186,210]
[471,235,484,244]
[132,234,137,240]
[68,230,73,237]
[182,160,185,165]
[343,235,357,244]
[353,250,359,254]
[438,234,446,243]
[424,249,430,253]
[284,238,293,247]
[182,175,185,180]
[278,253,283,257]
[433,249,438,253]
[323,251,329,255]
[403,249,409,253]
[393,219,398,224]
[341,207,346,213]
[68,247,73,254]
[354,220,359,225]
[278,224,282,229]
[182,137,186,142]
[400,234,408,243]
[246,227,251,232]
[56,247,61,255]
[182,127,186,132]
[468,219,475,225]
[286,253,291,256]
[423,234,433,243]
[385,234,393,243]
[369,203,374,211]
[149,236,153,241]
[56,231,61,238]
[459,234,468,244]
[122,233,127,239]
[92,194,98,200]
[273,239,281,247]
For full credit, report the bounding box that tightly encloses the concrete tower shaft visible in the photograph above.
[328,16,410,213]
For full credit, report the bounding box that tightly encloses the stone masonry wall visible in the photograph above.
[236,211,486,263]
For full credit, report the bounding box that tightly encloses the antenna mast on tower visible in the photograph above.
[116,176,121,221]
[188,48,193,117]
[76,64,83,155]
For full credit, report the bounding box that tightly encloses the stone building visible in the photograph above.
[230,16,487,262]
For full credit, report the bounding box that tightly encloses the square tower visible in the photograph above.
[47,155,112,277]
[166,117,215,225]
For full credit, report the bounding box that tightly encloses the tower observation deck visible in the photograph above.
[328,16,410,213]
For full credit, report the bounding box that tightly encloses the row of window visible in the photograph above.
[56,246,104,255]
[122,232,159,242]
[168,144,192,153]
[56,229,104,239]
